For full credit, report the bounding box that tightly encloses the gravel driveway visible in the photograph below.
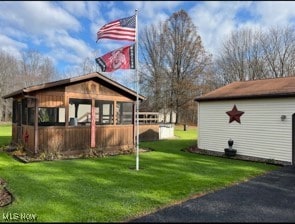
[129,165,295,223]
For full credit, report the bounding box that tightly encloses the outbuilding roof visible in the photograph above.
[3,72,145,101]
[195,76,295,102]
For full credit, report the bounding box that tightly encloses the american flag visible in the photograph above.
[97,15,136,42]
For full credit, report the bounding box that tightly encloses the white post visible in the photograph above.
[135,9,139,171]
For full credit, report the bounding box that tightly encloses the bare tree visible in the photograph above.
[19,50,56,87]
[0,51,20,121]
[0,50,57,121]
[140,22,168,114]
[80,57,97,75]
[215,28,265,84]
[140,10,212,124]
[215,25,295,85]
[260,25,295,78]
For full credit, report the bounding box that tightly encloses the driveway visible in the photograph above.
[129,165,295,223]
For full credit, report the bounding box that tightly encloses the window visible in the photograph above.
[38,107,65,126]
[116,102,133,124]
[69,98,91,125]
[95,101,114,125]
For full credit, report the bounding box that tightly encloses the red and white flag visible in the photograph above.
[97,15,136,42]
[95,44,135,72]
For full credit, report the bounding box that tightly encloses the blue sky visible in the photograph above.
[0,1,295,85]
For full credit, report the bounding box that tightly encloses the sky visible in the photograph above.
[0,1,295,87]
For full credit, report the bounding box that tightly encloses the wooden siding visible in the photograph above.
[198,98,295,163]
[22,125,35,153]
[38,126,90,153]
[37,92,65,108]
[66,81,100,95]
[65,80,121,97]
[95,125,134,150]
[34,125,134,154]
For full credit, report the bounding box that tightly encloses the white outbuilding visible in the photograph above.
[195,76,295,165]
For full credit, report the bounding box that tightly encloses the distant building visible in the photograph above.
[158,109,176,123]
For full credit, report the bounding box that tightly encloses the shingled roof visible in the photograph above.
[195,76,295,102]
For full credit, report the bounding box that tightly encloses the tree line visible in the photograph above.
[140,10,295,124]
[0,51,97,122]
[0,50,57,122]
[1,9,295,124]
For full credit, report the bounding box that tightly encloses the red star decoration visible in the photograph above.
[226,105,244,124]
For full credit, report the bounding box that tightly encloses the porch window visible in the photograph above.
[116,102,133,124]
[69,98,91,125]
[95,101,114,125]
[38,107,65,126]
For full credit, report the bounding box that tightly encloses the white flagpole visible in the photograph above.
[135,9,139,171]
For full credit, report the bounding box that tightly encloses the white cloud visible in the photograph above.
[0,1,91,70]
[0,1,294,78]
[59,1,89,17]
[45,32,95,66]
[0,26,27,42]
[253,1,295,26]
[60,1,103,23]
[126,1,183,25]
[0,2,81,35]
[188,1,295,58]
[58,35,89,56]
[128,1,181,16]
[0,34,27,59]
[189,1,252,56]
[84,2,102,21]
[49,48,81,64]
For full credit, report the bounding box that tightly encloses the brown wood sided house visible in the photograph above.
[3,72,157,157]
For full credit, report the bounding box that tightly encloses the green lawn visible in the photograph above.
[0,123,12,146]
[174,124,198,139]
[0,124,278,222]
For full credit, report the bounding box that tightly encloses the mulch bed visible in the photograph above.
[7,145,152,164]
[185,145,288,166]
[0,178,13,207]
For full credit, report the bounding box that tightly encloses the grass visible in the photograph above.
[174,124,198,139]
[0,124,278,222]
[0,123,12,146]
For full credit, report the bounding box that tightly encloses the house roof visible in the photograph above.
[195,76,295,102]
[3,72,146,101]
